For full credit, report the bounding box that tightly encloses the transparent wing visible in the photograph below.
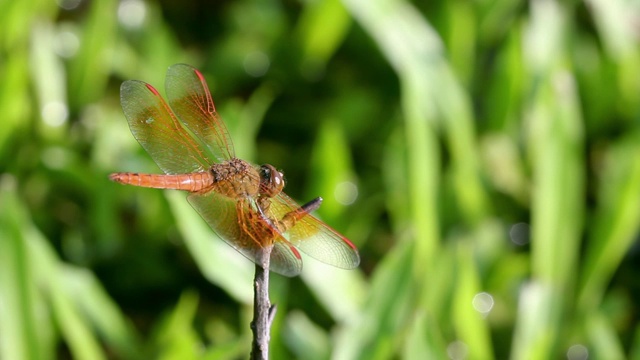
[166,64,235,163]
[187,191,303,277]
[268,192,360,269]
[120,80,212,174]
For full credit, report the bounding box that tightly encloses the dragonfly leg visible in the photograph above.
[237,200,264,248]
[238,198,279,248]
[255,196,272,221]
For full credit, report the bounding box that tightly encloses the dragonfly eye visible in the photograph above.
[259,164,285,197]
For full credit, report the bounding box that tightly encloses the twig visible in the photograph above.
[250,245,275,360]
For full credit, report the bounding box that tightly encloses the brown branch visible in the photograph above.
[250,245,275,360]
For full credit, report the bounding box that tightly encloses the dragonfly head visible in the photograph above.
[259,164,285,197]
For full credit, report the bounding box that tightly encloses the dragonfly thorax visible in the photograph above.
[210,158,260,198]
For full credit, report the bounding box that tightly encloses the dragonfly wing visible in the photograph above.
[165,64,235,163]
[120,80,212,174]
[187,192,303,277]
[269,193,360,269]
[270,241,303,277]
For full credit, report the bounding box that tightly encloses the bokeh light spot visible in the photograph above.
[243,51,270,77]
[56,0,81,10]
[42,147,70,170]
[567,344,589,360]
[41,101,68,127]
[118,0,147,29]
[334,181,358,205]
[472,292,494,315]
[509,222,530,246]
[54,30,80,58]
[446,340,468,360]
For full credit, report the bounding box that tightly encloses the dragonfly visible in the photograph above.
[109,64,360,277]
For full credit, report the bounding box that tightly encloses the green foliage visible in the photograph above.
[1,0,640,358]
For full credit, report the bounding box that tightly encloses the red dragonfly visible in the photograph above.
[110,64,360,277]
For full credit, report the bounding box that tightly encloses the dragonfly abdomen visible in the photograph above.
[109,172,214,192]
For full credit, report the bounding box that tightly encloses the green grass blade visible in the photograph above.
[452,244,493,360]
[578,132,640,312]
[402,310,447,360]
[514,1,584,358]
[333,239,415,359]
[345,0,441,299]
[1,177,107,360]
[283,311,330,360]
[154,291,201,360]
[296,0,351,77]
[60,267,143,358]
[0,178,49,360]
[586,312,626,360]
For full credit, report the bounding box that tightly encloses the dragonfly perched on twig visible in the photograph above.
[110,64,360,277]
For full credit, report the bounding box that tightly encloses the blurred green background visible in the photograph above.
[2,0,640,359]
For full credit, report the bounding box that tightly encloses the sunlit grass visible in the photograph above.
[1,0,640,358]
